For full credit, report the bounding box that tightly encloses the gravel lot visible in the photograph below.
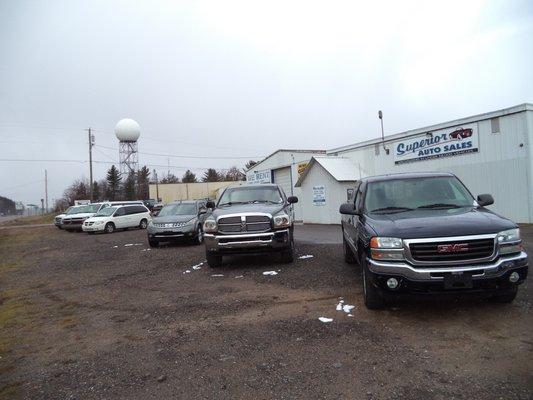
[0,224,532,399]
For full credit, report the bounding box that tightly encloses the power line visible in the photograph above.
[93,144,261,160]
[0,179,44,193]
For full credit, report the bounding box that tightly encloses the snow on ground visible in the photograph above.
[318,317,333,323]
[262,271,278,276]
[211,274,224,277]
[298,255,314,259]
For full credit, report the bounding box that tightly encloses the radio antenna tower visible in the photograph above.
[114,118,141,175]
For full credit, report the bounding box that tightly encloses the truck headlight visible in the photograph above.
[370,237,404,260]
[203,218,217,233]
[497,228,522,255]
[273,213,290,228]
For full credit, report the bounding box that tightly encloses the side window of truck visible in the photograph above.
[355,183,364,212]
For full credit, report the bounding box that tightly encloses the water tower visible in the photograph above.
[114,118,140,175]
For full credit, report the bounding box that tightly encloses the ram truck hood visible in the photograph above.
[365,207,516,239]
[211,203,285,219]
[62,212,95,219]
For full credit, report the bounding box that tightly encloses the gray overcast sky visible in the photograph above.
[1,0,532,205]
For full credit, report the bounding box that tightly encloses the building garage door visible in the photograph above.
[272,167,293,198]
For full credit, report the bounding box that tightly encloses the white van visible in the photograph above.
[82,204,151,234]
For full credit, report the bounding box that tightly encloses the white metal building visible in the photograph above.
[253,103,533,224]
[246,149,326,220]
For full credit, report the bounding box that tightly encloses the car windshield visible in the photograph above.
[158,203,197,216]
[66,206,84,215]
[95,206,117,217]
[218,186,283,205]
[82,204,101,213]
[365,177,474,213]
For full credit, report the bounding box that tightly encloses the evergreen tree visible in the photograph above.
[160,173,180,184]
[202,168,221,182]
[136,166,151,199]
[92,181,100,201]
[182,170,198,183]
[123,172,136,200]
[106,165,122,201]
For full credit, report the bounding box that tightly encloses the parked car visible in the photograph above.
[150,203,164,217]
[82,204,151,234]
[61,203,102,231]
[54,206,73,229]
[203,184,298,267]
[147,200,209,247]
[60,201,145,231]
[143,199,157,210]
[340,172,528,309]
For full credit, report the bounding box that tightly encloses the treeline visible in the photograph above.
[56,161,257,211]
[0,196,16,215]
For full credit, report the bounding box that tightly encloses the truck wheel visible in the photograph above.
[343,234,357,264]
[149,239,159,248]
[491,286,518,303]
[105,222,115,234]
[206,251,222,268]
[280,234,295,263]
[362,260,386,310]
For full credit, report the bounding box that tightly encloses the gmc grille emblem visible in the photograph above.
[437,243,469,253]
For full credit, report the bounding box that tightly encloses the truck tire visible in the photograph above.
[491,286,518,303]
[343,233,357,264]
[149,239,159,248]
[206,251,222,268]
[280,233,295,263]
[362,260,386,310]
[194,225,204,245]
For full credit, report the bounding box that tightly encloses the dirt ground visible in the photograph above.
[0,224,532,400]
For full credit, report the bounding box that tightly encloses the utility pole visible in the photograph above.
[44,169,48,213]
[378,110,389,155]
[86,128,94,201]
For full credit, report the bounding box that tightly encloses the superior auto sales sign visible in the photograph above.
[393,123,479,165]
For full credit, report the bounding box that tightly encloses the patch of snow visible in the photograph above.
[134,243,143,246]
[112,245,118,248]
[183,270,191,274]
[318,317,333,323]
[234,275,244,279]
[262,271,278,276]
[124,244,134,247]
[336,300,345,311]
[348,314,354,317]
[141,248,151,252]
[191,262,204,270]
[211,274,224,277]
[298,255,314,259]
[342,305,355,313]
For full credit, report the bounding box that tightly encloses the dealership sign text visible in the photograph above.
[393,123,479,164]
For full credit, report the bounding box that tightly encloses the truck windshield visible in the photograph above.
[158,203,197,216]
[66,207,83,215]
[365,177,474,213]
[218,186,283,205]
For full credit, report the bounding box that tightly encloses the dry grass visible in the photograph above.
[0,213,55,226]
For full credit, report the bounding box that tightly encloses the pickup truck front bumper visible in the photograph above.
[366,252,528,293]
[205,229,290,254]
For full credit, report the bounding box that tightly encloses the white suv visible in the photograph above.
[82,204,151,234]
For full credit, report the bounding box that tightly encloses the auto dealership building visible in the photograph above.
[247,103,533,224]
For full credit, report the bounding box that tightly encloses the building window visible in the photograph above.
[491,117,500,134]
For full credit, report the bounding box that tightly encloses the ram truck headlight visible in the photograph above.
[273,213,291,228]
[370,237,405,261]
[497,228,522,255]
[203,218,217,233]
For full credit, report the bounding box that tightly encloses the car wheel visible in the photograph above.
[194,225,204,245]
[490,285,518,303]
[139,219,148,229]
[280,233,295,263]
[149,239,159,248]
[343,232,357,264]
[105,222,115,234]
[362,259,386,310]
[206,251,222,268]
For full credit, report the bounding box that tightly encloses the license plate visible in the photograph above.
[444,272,473,289]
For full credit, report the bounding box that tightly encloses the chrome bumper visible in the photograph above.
[205,229,289,252]
[367,252,528,282]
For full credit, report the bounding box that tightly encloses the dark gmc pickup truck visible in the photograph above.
[340,172,528,309]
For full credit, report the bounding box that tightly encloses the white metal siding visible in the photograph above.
[273,167,292,198]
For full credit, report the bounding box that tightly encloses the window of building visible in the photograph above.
[491,117,500,134]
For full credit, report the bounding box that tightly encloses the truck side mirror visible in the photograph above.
[287,196,298,204]
[206,200,216,209]
[339,203,359,215]
[477,194,494,207]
